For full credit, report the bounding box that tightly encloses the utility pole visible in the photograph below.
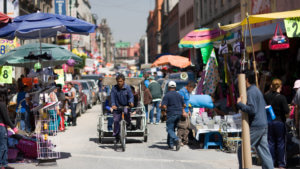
[3,0,7,14]
[145,36,148,64]
[69,0,73,51]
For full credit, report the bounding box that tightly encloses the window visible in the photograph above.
[214,0,217,10]
[186,7,194,26]
[180,14,186,30]
[200,0,203,19]
[209,0,212,16]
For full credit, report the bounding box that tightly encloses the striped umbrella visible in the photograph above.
[178,28,232,48]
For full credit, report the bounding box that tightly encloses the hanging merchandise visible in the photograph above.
[269,23,290,50]
[34,62,42,71]
[67,59,76,67]
[218,41,229,55]
[200,45,213,64]
[232,31,244,54]
[203,49,220,95]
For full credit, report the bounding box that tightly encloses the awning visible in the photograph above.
[0,12,12,28]
[220,9,300,31]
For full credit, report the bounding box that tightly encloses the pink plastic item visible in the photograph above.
[289,106,295,119]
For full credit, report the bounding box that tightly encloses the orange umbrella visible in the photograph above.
[151,55,191,68]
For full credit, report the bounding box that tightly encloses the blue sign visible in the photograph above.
[55,0,66,15]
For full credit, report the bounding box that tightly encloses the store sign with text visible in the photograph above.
[284,17,300,38]
[0,39,17,56]
[55,0,66,15]
[0,66,12,84]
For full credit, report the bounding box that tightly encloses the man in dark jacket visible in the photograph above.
[148,76,163,124]
[111,74,134,143]
[161,81,186,151]
[236,71,273,169]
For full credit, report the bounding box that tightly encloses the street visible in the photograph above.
[11,104,259,169]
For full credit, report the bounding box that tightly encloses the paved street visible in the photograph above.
[11,104,260,169]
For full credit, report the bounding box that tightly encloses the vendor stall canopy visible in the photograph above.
[0,12,96,40]
[151,55,191,68]
[179,28,233,48]
[220,9,300,31]
[0,43,82,67]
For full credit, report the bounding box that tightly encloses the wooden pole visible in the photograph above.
[238,74,252,169]
[246,13,259,87]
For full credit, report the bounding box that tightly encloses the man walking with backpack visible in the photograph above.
[148,76,163,124]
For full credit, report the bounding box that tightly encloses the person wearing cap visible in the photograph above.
[161,81,186,151]
[148,76,163,124]
[292,79,300,137]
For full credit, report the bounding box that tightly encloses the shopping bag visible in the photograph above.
[265,105,276,122]
[269,23,289,50]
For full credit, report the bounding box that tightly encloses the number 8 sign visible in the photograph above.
[0,66,12,84]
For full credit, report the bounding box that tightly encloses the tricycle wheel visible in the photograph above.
[98,131,103,143]
[120,120,126,152]
[144,128,148,142]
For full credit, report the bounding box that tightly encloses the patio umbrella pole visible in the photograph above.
[246,13,259,87]
[39,30,42,55]
[238,74,252,169]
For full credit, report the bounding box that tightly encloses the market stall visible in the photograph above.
[0,12,95,164]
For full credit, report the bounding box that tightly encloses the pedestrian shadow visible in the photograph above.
[89,138,99,144]
[58,152,72,160]
[148,141,169,150]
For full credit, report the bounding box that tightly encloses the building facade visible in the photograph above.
[161,0,179,54]
[146,0,163,63]
[98,19,114,63]
[194,0,240,28]
[178,0,194,39]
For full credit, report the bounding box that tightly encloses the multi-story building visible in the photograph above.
[161,0,179,54]
[67,0,93,52]
[115,41,140,67]
[194,0,240,28]
[178,0,194,58]
[179,0,194,40]
[146,0,163,63]
[139,35,146,65]
[98,19,114,63]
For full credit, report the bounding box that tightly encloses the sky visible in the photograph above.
[89,0,155,45]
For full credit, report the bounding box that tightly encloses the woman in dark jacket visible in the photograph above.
[0,87,18,169]
[141,84,152,122]
[264,79,289,168]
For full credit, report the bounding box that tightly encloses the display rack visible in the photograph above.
[34,102,60,163]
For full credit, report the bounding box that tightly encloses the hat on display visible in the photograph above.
[293,80,300,89]
[168,81,176,88]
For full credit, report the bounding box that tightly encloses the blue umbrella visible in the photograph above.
[0,12,96,40]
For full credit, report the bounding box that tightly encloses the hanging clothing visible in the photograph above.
[203,49,220,95]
